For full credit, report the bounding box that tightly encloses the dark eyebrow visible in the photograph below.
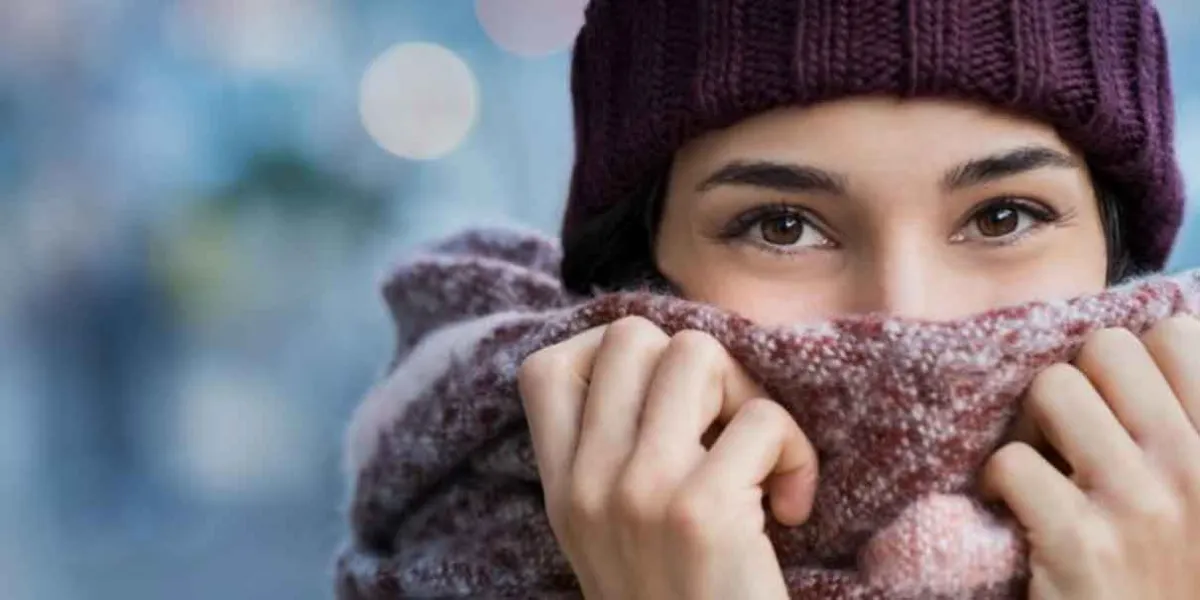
[942,146,1080,191]
[696,160,848,195]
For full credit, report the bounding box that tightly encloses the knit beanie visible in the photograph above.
[562,0,1183,277]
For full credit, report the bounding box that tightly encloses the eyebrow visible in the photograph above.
[941,145,1080,191]
[696,161,848,194]
[695,145,1080,196]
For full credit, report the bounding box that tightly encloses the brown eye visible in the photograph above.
[724,205,834,252]
[974,206,1020,238]
[955,199,1058,244]
[760,214,804,245]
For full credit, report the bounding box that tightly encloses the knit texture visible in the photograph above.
[562,0,1182,274]
[335,227,1200,599]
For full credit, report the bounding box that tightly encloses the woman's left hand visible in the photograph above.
[981,316,1200,600]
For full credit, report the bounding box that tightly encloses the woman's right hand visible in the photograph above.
[517,316,820,600]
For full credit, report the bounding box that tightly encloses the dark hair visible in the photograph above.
[562,172,1139,296]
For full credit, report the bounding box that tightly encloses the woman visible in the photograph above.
[339,1,1200,598]
[524,0,1198,597]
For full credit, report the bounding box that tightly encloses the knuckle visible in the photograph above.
[518,346,564,385]
[1157,314,1200,336]
[605,316,668,347]
[989,442,1025,468]
[664,492,720,546]
[1027,364,1087,413]
[735,397,787,429]
[567,478,608,528]
[1030,362,1086,397]
[984,442,1037,484]
[1076,327,1138,368]
[612,471,661,526]
[666,330,730,387]
[668,329,725,361]
[1059,519,1123,567]
[1087,326,1140,348]
[1144,314,1200,349]
[1124,486,1185,532]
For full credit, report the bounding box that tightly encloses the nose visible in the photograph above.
[848,246,952,321]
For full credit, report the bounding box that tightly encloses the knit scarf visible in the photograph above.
[335,228,1200,599]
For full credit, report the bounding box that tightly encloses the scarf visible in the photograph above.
[334,227,1200,599]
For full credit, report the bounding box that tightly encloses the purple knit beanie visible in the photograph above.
[562,0,1183,274]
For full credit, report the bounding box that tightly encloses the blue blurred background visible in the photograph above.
[2,2,1200,599]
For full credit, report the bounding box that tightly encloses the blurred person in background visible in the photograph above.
[340,1,1200,598]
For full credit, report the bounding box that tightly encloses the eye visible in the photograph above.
[715,204,836,254]
[955,199,1060,244]
[742,208,833,250]
[975,206,1023,237]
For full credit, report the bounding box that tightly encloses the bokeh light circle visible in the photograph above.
[359,42,480,160]
[475,0,588,58]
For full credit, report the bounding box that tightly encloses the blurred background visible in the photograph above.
[2,1,1200,599]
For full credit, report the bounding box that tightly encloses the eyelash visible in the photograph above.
[954,197,1065,246]
[716,197,1067,254]
[716,202,833,254]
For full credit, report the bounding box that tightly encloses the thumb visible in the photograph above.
[765,419,820,527]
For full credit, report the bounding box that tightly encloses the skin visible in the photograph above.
[518,97,1200,599]
[657,96,1107,324]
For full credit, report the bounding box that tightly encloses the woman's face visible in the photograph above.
[655,97,1109,326]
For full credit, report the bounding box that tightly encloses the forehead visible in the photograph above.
[673,96,1080,177]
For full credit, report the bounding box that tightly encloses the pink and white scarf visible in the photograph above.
[335,228,1200,599]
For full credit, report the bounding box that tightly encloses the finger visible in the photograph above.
[573,318,670,499]
[627,331,766,492]
[517,326,608,490]
[980,441,1090,537]
[1022,364,1144,489]
[1075,327,1193,446]
[685,398,819,526]
[1140,316,1200,436]
[1008,405,1073,476]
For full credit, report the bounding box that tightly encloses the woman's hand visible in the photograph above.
[517,316,819,600]
[982,316,1200,599]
